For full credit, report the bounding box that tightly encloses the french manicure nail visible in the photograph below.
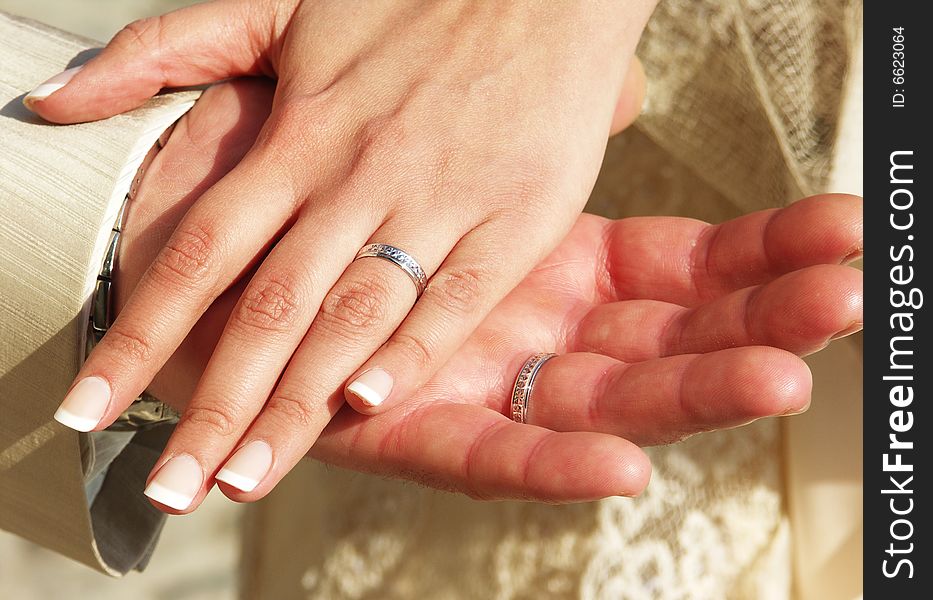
[216,441,273,493]
[54,376,111,432]
[23,65,84,107]
[346,368,393,407]
[144,454,204,511]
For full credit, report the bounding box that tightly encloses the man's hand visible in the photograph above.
[118,79,862,508]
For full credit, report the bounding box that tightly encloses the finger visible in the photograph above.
[609,56,646,136]
[275,221,455,418]
[24,0,291,123]
[112,79,276,412]
[575,264,863,362]
[602,193,863,306]
[116,79,277,305]
[343,219,548,414]
[54,137,299,435]
[307,403,652,503]
[211,220,459,497]
[139,205,381,513]
[523,348,811,446]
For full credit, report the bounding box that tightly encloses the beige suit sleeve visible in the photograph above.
[0,12,199,575]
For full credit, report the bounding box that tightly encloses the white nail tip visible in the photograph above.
[24,82,66,103]
[143,481,196,511]
[53,407,98,432]
[216,468,260,493]
[347,381,384,407]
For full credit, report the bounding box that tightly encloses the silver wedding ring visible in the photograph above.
[354,243,428,297]
[510,352,557,424]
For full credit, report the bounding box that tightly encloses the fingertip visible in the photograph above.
[527,432,651,502]
[144,490,193,514]
[29,68,164,124]
[806,265,864,334]
[687,347,811,426]
[22,65,85,118]
[214,480,267,504]
[214,439,275,497]
[774,352,812,416]
[345,368,394,414]
[614,444,652,497]
[53,375,113,433]
[743,347,813,418]
[759,264,863,353]
[831,321,863,341]
[143,486,206,515]
[143,453,206,514]
[768,194,864,268]
[215,468,261,494]
[344,383,382,412]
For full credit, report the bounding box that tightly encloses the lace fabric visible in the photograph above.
[243,421,786,599]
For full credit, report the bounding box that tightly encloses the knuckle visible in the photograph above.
[358,114,407,156]
[424,267,486,316]
[488,155,565,217]
[265,390,319,430]
[269,93,341,148]
[234,275,304,333]
[101,326,155,363]
[352,112,427,177]
[112,16,164,52]
[388,331,435,371]
[183,404,238,438]
[151,221,221,285]
[318,277,392,338]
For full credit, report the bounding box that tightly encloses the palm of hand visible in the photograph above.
[306,200,861,502]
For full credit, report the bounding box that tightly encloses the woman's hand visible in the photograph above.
[119,79,863,509]
[34,1,656,509]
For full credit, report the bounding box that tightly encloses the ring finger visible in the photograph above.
[145,210,460,511]
[210,216,463,499]
[141,203,378,512]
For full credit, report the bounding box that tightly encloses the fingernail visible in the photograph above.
[783,401,811,416]
[23,65,84,107]
[216,440,273,492]
[54,376,111,432]
[346,368,393,407]
[144,454,204,510]
[843,247,864,263]
[831,322,863,340]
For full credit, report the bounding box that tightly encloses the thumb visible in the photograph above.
[23,0,291,123]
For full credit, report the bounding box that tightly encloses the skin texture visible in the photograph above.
[116,79,863,510]
[29,0,661,510]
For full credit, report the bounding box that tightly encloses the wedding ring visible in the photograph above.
[510,352,557,424]
[354,243,428,297]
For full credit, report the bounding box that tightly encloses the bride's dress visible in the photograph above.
[246,420,787,599]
